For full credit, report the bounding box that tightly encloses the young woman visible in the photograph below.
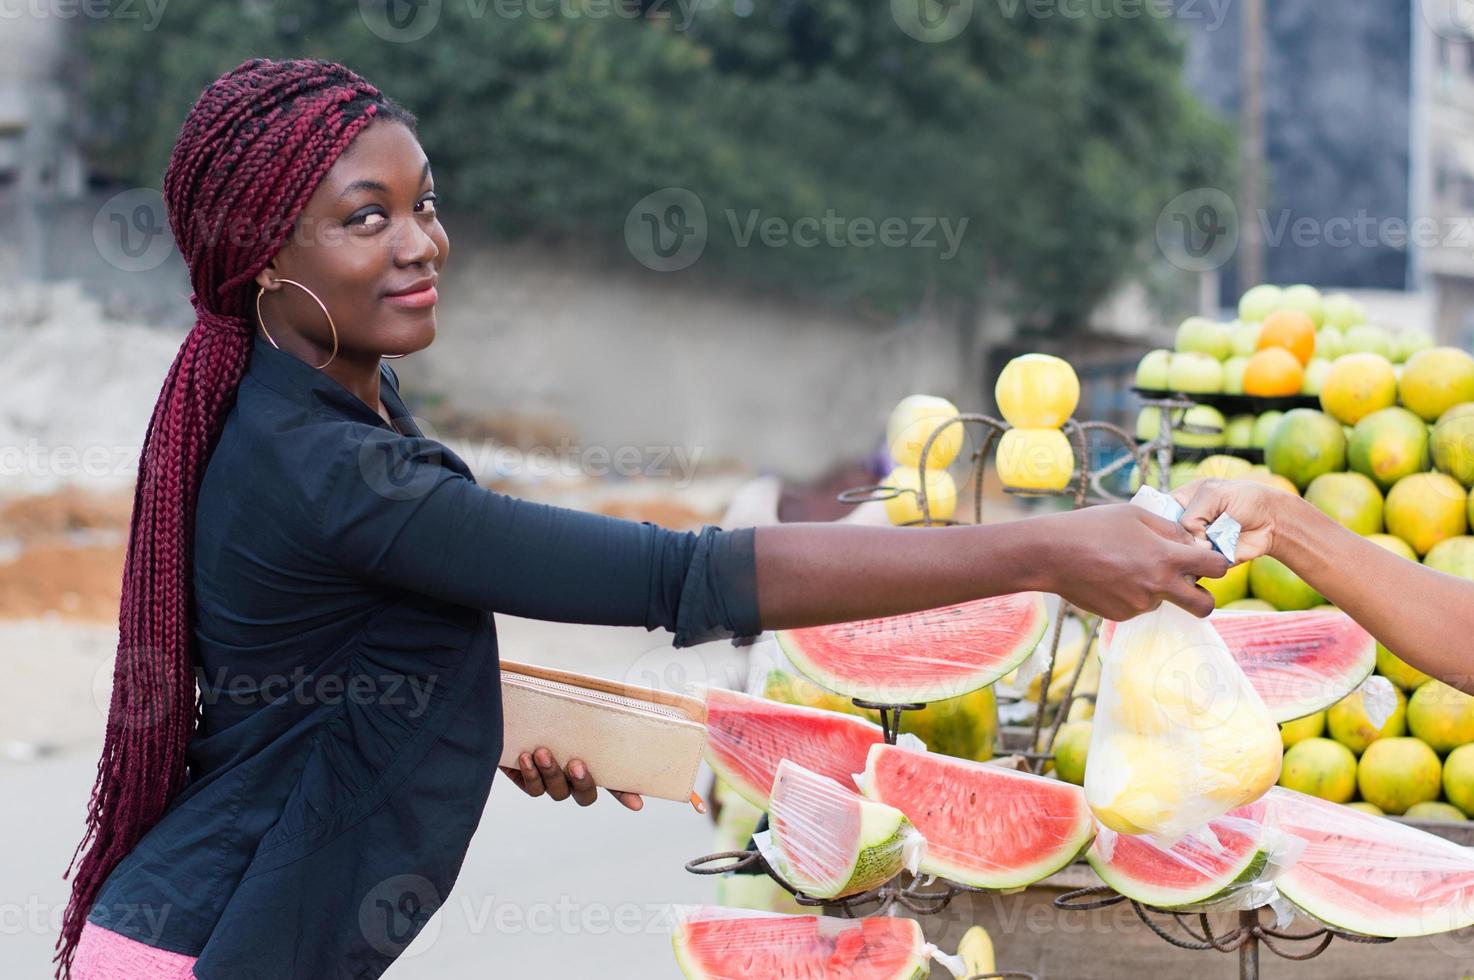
[1174,478,1474,695]
[57,57,1228,979]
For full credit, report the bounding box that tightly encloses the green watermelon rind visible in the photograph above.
[776,593,1049,704]
[861,744,1097,891]
[1087,838,1269,911]
[1274,874,1474,939]
[702,688,885,811]
[671,914,932,980]
[780,817,913,901]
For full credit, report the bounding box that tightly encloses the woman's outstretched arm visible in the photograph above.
[754,503,1230,627]
[1174,479,1474,695]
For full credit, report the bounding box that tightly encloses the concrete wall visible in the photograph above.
[0,194,972,481]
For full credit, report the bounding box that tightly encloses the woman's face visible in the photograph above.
[253,119,448,363]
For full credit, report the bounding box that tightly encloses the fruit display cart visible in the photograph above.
[675,300,1474,978]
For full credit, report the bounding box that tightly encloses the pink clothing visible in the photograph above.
[72,920,198,979]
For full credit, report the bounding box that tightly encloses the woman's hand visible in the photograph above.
[500,747,644,811]
[1170,478,1297,563]
[1034,504,1231,620]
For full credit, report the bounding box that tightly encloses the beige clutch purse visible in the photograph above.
[498,659,709,809]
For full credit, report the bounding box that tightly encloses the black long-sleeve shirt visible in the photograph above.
[85,331,760,978]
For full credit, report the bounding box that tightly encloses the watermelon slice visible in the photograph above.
[859,742,1095,889]
[764,759,915,899]
[1101,609,1375,723]
[777,592,1049,703]
[703,687,884,810]
[1267,786,1474,937]
[672,907,931,980]
[1087,799,1272,910]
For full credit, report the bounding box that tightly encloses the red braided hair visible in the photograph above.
[55,57,417,978]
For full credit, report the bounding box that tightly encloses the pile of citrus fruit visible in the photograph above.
[1136,284,1438,400]
[1279,667,1474,822]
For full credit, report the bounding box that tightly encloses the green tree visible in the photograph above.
[73,0,1232,325]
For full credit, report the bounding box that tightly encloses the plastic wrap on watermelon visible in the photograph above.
[1196,608,1379,723]
[701,686,886,810]
[1086,597,1282,842]
[752,759,924,900]
[1087,797,1305,912]
[773,592,1049,703]
[858,742,1097,891]
[669,905,970,979]
[1261,786,1474,937]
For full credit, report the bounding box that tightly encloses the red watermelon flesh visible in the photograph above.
[703,687,884,810]
[672,907,929,980]
[1267,786,1474,937]
[777,592,1049,703]
[1087,799,1271,909]
[860,742,1095,889]
[1100,609,1375,723]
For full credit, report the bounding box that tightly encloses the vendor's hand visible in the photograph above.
[1171,478,1295,564]
[500,748,644,811]
[1039,504,1230,620]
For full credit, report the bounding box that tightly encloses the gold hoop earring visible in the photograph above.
[256,278,339,370]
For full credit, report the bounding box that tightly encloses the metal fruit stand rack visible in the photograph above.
[681,401,1412,980]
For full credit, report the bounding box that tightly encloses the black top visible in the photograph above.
[85,331,761,979]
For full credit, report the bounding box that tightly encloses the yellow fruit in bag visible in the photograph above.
[1086,604,1282,838]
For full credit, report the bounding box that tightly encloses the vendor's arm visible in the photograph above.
[1173,478,1474,695]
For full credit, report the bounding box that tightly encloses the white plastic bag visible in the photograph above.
[1086,585,1282,841]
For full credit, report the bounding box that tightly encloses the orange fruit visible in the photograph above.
[1243,347,1306,397]
[1257,309,1318,365]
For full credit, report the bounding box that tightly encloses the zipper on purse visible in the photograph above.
[507,672,691,721]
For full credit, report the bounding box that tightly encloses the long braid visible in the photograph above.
[55,58,416,979]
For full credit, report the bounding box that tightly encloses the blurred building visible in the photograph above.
[0,12,86,283]
[1176,0,1474,346]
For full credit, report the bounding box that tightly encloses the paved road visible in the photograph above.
[2,615,750,978]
